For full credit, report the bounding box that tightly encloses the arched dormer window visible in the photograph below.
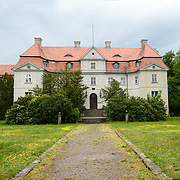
[113,54,121,57]
[113,62,119,69]
[136,61,141,68]
[64,54,73,57]
[67,62,72,69]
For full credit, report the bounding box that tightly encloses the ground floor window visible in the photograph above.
[151,91,158,97]
[25,92,32,96]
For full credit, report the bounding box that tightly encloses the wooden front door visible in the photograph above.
[90,93,97,109]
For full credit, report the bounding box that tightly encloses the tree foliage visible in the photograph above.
[0,73,14,120]
[163,50,180,116]
[32,67,88,112]
[102,79,166,122]
[5,93,79,125]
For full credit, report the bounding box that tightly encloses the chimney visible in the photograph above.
[34,37,43,47]
[105,41,111,49]
[74,41,81,49]
[141,39,148,49]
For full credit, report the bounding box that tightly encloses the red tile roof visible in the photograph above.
[0,65,15,76]
[16,41,167,73]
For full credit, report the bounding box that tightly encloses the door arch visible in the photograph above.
[90,93,97,109]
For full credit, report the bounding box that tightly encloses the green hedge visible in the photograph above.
[5,93,79,125]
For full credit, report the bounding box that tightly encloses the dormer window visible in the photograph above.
[67,62,72,69]
[136,61,141,68]
[113,62,119,69]
[44,61,49,68]
[113,54,121,57]
[64,54,73,57]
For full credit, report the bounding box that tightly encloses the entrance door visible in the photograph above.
[90,93,97,109]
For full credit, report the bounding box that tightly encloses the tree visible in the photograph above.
[101,79,127,121]
[167,50,180,116]
[162,50,175,76]
[0,73,14,120]
[32,67,88,112]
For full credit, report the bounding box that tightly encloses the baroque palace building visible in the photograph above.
[1,38,169,111]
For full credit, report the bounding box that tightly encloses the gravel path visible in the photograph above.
[26,124,154,180]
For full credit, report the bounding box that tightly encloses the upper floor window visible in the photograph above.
[64,54,73,57]
[91,77,96,85]
[113,54,121,57]
[135,76,139,84]
[67,62,72,69]
[108,77,113,85]
[121,77,126,85]
[91,63,96,69]
[136,61,141,68]
[152,74,157,82]
[44,61,49,68]
[25,74,32,83]
[151,91,158,97]
[113,62,119,69]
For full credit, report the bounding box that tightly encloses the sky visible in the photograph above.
[0,0,180,64]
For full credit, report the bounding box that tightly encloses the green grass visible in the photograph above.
[0,121,77,180]
[110,118,180,179]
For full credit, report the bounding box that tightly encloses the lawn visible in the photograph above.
[110,117,180,179]
[0,121,77,180]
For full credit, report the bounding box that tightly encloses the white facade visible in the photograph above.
[12,38,169,113]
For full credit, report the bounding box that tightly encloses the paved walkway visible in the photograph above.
[26,124,155,180]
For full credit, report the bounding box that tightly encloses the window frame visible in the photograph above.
[152,74,157,82]
[121,77,126,85]
[113,62,119,69]
[91,63,96,69]
[25,74,32,83]
[135,76,139,84]
[91,77,96,85]
[108,77,113,85]
[151,91,158,97]
[67,62,72,69]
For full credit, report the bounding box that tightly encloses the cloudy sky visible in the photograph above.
[0,0,180,64]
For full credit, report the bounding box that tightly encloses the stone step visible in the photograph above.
[84,109,103,117]
[82,117,106,124]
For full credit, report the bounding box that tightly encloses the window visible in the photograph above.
[152,65,155,69]
[25,74,32,83]
[121,77,126,85]
[151,91,158,97]
[135,76,139,84]
[113,54,121,57]
[91,77,96,85]
[136,61,141,68]
[152,74,157,82]
[44,61,49,68]
[67,62,72,69]
[113,62,119,69]
[64,54,73,57]
[108,77,113,85]
[92,52,94,55]
[25,92,32,96]
[27,65,31,69]
[91,63,96,69]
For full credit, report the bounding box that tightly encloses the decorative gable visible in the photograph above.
[140,62,168,71]
[12,61,44,71]
[81,47,106,60]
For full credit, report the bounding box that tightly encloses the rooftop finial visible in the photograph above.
[92,24,95,47]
